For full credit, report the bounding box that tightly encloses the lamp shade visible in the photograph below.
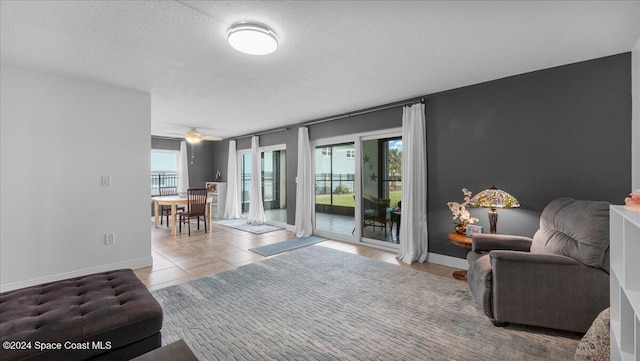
[470,185,520,209]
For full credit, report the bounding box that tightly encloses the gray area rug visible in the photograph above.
[215,218,283,234]
[152,246,580,360]
[249,236,327,256]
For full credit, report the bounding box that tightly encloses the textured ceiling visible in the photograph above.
[2,1,639,140]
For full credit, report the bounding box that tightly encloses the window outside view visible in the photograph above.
[151,150,178,195]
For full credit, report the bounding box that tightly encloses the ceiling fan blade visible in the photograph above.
[202,135,223,141]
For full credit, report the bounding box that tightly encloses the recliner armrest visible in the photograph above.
[489,250,581,265]
[472,234,532,253]
[488,250,609,332]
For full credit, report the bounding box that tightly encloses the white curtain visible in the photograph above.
[177,141,189,195]
[247,136,266,225]
[398,103,429,264]
[223,140,242,219]
[294,127,313,237]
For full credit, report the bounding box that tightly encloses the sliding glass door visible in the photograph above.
[361,136,402,244]
[312,130,402,247]
[240,146,287,224]
[262,149,286,223]
[314,142,355,236]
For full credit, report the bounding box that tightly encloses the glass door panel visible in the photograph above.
[361,137,402,244]
[240,149,287,223]
[240,153,251,214]
[262,149,287,224]
[314,143,355,236]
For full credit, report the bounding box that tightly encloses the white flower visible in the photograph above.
[447,187,478,225]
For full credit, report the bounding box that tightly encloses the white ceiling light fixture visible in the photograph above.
[227,23,278,55]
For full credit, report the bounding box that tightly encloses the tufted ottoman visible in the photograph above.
[0,269,163,361]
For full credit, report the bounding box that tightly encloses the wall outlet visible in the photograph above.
[101,176,111,187]
[104,233,115,244]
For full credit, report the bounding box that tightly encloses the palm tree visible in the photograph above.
[388,148,402,190]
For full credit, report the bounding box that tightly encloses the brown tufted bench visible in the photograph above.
[0,269,163,361]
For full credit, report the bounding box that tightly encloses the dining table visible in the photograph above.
[151,195,212,236]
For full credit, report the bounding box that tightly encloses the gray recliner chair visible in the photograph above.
[466,197,610,333]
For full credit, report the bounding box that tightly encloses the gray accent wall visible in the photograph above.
[151,137,217,188]
[151,137,217,215]
[210,53,632,259]
[427,53,630,258]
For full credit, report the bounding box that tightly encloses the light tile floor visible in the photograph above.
[135,219,461,290]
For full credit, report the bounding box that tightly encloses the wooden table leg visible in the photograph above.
[154,201,159,228]
[170,204,177,236]
[205,201,211,232]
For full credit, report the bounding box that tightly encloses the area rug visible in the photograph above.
[152,246,580,361]
[248,236,327,256]
[215,218,283,234]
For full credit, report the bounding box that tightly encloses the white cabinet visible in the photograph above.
[610,205,640,361]
[206,182,226,219]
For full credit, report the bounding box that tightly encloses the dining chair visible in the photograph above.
[178,188,208,236]
[159,186,185,227]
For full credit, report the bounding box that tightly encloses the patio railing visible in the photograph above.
[151,172,178,195]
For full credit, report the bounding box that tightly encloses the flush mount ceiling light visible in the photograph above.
[227,23,278,55]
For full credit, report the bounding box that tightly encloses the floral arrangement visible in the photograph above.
[447,187,479,229]
[624,189,640,212]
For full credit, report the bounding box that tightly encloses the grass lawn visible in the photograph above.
[316,190,402,208]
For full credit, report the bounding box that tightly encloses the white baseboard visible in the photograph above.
[0,256,153,293]
[427,252,469,270]
[311,235,468,270]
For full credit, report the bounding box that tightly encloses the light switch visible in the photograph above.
[101,176,111,187]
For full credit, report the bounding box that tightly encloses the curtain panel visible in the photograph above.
[398,103,429,264]
[177,141,189,194]
[294,127,313,237]
[223,140,242,219]
[247,136,266,225]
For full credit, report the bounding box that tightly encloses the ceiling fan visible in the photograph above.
[166,127,223,165]
[184,127,223,144]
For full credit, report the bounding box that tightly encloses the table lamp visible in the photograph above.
[470,185,520,234]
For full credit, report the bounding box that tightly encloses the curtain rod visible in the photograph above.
[301,97,425,127]
[233,127,289,140]
[152,135,183,141]
[231,96,425,140]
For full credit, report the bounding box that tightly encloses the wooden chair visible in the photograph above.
[363,194,390,235]
[390,200,401,239]
[178,188,208,236]
[159,186,185,227]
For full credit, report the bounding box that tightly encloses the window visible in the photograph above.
[346,150,355,159]
[321,147,332,157]
[151,150,179,195]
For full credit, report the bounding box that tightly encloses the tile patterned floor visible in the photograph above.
[135,219,461,290]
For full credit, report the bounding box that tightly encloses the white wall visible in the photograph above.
[632,37,640,189]
[0,64,152,291]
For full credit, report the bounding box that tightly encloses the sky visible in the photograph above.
[151,151,178,172]
[389,140,402,152]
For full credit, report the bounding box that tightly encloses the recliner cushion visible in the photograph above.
[530,198,610,270]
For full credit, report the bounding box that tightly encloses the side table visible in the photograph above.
[448,232,472,281]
